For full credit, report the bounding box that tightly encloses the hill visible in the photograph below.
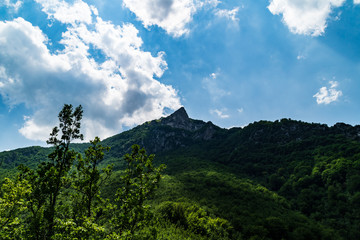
[1,107,360,239]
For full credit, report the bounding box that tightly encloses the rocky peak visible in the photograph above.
[161,107,206,132]
[166,107,189,123]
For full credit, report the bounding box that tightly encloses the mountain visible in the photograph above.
[1,107,360,239]
[102,107,222,155]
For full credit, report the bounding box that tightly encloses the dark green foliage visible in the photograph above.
[0,177,31,239]
[0,104,166,239]
[73,136,111,219]
[0,146,51,179]
[12,104,84,239]
[150,161,337,240]
[157,201,232,239]
[110,145,165,237]
[2,108,360,239]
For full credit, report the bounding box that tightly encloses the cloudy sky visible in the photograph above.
[0,0,360,151]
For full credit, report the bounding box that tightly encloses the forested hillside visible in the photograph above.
[1,107,360,239]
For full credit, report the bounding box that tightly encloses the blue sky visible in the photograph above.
[0,0,360,151]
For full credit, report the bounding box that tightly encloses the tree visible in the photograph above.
[1,104,165,239]
[18,104,84,239]
[61,136,113,239]
[111,145,165,238]
[0,177,31,239]
[73,136,112,218]
[45,104,84,238]
[50,136,114,240]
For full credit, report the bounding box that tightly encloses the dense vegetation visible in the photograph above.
[0,105,164,239]
[1,107,360,239]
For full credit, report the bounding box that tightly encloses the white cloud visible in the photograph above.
[210,72,217,79]
[1,0,22,12]
[297,54,306,60]
[355,0,360,4]
[199,0,220,8]
[122,0,224,37]
[122,0,196,37]
[19,115,52,141]
[210,109,230,119]
[0,2,181,142]
[215,7,239,22]
[313,80,342,104]
[35,0,94,24]
[329,80,339,88]
[237,108,244,113]
[268,0,345,36]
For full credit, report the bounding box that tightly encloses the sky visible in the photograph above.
[0,0,360,151]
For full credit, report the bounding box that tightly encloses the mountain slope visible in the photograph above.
[103,107,224,154]
[1,108,360,239]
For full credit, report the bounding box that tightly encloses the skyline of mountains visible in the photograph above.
[1,106,360,238]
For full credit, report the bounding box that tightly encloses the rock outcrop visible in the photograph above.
[161,107,207,132]
[141,107,222,152]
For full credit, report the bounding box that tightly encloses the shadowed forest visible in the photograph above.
[1,105,360,239]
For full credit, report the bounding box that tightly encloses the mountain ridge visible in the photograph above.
[1,107,360,239]
[2,107,360,157]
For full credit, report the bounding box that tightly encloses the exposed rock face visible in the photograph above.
[102,107,222,155]
[142,107,221,152]
[161,107,206,131]
[193,122,218,141]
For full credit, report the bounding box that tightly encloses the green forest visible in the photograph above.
[1,105,360,239]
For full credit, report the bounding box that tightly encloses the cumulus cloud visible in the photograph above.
[268,0,345,36]
[210,109,230,119]
[19,116,52,141]
[122,0,227,37]
[215,7,239,22]
[0,1,181,142]
[313,81,342,104]
[1,0,22,12]
[122,0,196,37]
[34,0,94,24]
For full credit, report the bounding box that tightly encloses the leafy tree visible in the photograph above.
[157,201,232,239]
[73,137,111,218]
[0,177,31,239]
[59,136,114,239]
[17,104,84,239]
[10,104,165,239]
[111,145,165,238]
[44,104,84,238]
